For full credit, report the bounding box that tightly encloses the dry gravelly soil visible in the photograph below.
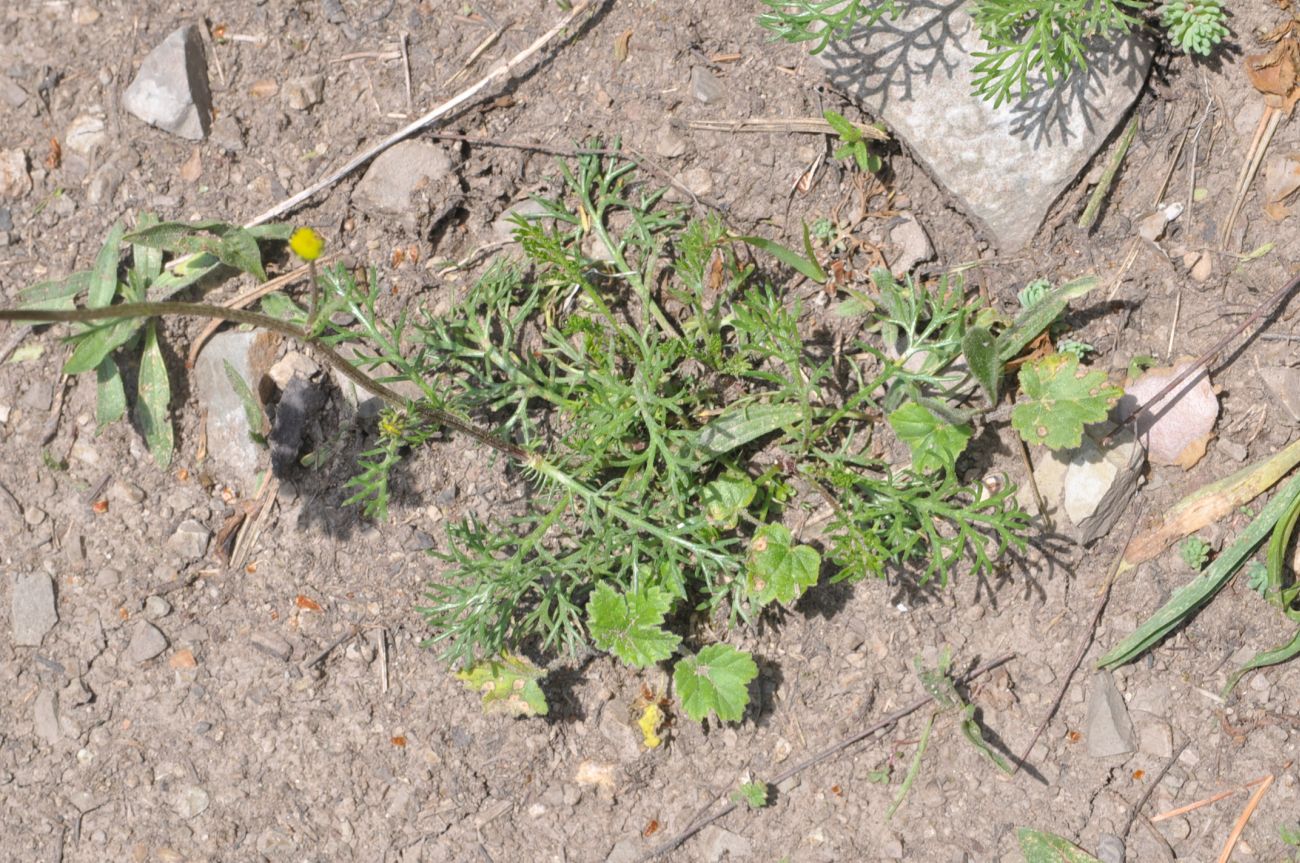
[3,1,1300,861]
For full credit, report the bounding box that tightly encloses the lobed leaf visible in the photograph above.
[673,644,757,723]
[586,582,681,668]
[456,653,549,717]
[1011,354,1121,450]
[888,402,972,475]
[746,522,820,608]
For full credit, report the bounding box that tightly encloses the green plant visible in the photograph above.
[824,109,883,174]
[1017,828,1103,863]
[731,780,771,809]
[19,216,289,466]
[1161,0,1228,55]
[759,0,1228,107]
[1178,535,1211,570]
[5,147,1112,728]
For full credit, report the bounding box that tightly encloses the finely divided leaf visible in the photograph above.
[746,523,820,607]
[456,653,549,717]
[674,644,758,723]
[586,583,681,668]
[1011,354,1121,450]
[136,320,173,467]
[888,402,972,475]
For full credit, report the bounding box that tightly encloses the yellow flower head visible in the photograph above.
[289,226,325,261]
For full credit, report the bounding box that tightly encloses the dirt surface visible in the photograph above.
[3,1,1300,861]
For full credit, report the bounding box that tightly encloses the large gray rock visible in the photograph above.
[815,4,1151,250]
[122,24,213,140]
[11,572,58,647]
[194,330,278,489]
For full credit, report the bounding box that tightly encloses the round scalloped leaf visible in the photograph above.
[673,644,758,723]
[746,523,820,607]
[1012,354,1122,450]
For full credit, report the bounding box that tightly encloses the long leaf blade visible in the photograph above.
[136,320,173,466]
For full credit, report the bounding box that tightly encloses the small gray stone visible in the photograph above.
[172,785,210,818]
[1086,670,1136,757]
[144,595,172,620]
[1261,366,1300,424]
[598,709,642,762]
[11,572,58,646]
[888,214,933,275]
[353,140,452,216]
[0,148,31,200]
[0,78,28,109]
[701,826,752,862]
[815,6,1151,250]
[1096,834,1124,863]
[1217,438,1249,462]
[122,24,212,139]
[655,126,687,159]
[492,199,550,242]
[284,74,325,111]
[1137,720,1173,759]
[166,519,210,562]
[194,329,279,488]
[34,690,60,744]
[128,621,168,663]
[108,479,145,505]
[690,66,724,105]
[250,631,292,661]
[64,114,107,157]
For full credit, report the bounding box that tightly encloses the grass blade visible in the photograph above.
[95,356,125,427]
[136,320,173,467]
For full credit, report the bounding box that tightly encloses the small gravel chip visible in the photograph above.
[128,621,168,663]
[144,595,172,620]
[11,572,58,646]
[250,631,292,661]
[172,786,210,819]
[166,519,210,561]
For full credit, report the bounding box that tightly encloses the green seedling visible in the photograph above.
[731,781,771,809]
[1178,535,1211,571]
[823,109,883,174]
[1161,0,1229,55]
[1017,828,1103,863]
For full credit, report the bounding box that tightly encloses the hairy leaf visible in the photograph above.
[456,654,549,717]
[746,523,820,607]
[674,644,757,723]
[95,356,126,428]
[693,402,803,459]
[701,472,757,529]
[586,583,681,668]
[962,324,1000,404]
[888,402,972,475]
[87,220,125,309]
[1011,354,1121,449]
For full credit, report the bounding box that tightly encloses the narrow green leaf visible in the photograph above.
[962,325,1001,404]
[1099,469,1300,668]
[1017,828,1103,863]
[260,292,308,324]
[734,233,827,283]
[121,218,231,250]
[95,357,126,427]
[997,275,1097,362]
[148,254,222,301]
[19,271,90,310]
[131,212,163,283]
[136,320,173,467]
[586,582,681,668]
[822,109,858,141]
[222,359,268,443]
[216,227,267,281]
[1225,629,1300,695]
[694,402,803,459]
[88,220,125,309]
[673,644,757,723]
[64,319,143,375]
[246,223,294,241]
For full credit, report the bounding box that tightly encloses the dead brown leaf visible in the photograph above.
[249,79,278,99]
[44,137,61,170]
[614,29,632,63]
[1245,39,1300,111]
[1262,153,1300,219]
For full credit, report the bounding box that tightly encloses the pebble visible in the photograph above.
[144,596,172,620]
[654,126,687,158]
[689,66,724,104]
[1096,834,1124,863]
[193,330,279,489]
[109,479,146,505]
[679,166,714,197]
[1217,438,1248,462]
[165,520,210,562]
[1085,670,1136,757]
[172,786,210,818]
[268,351,320,390]
[888,215,934,275]
[70,438,100,466]
[1137,720,1173,759]
[250,631,292,661]
[0,148,31,200]
[1261,366,1300,424]
[122,25,212,139]
[701,826,751,863]
[127,621,168,663]
[492,198,550,242]
[63,114,107,156]
[284,74,325,111]
[353,140,452,215]
[33,691,60,744]
[11,572,58,647]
